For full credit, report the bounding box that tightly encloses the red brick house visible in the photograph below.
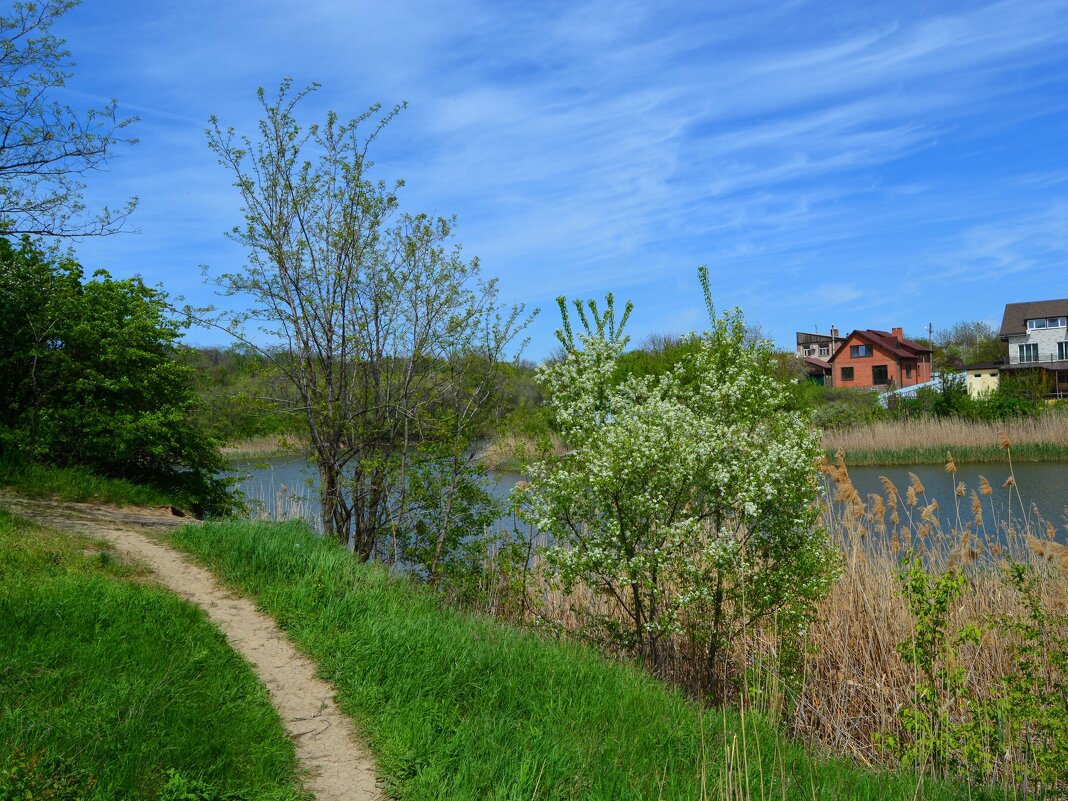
[827,328,933,389]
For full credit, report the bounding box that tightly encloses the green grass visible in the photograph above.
[0,457,177,508]
[169,519,1000,801]
[0,508,304,801]
[824,442,1068,465]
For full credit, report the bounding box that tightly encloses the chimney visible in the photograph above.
[830,326,839,339]
[892,327,904,342]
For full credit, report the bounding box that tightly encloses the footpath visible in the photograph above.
[0,489,383,801]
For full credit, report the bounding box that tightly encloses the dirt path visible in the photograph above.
[0,490,384,801]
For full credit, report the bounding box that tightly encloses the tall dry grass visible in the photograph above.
[823,413,1068,459]
[221,434,305,459]
[477,431,566,471]
[795,449,1068,778]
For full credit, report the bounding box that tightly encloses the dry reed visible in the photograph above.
[477,432,566,471]
[221,434,305,459]
[823,414,1068,458]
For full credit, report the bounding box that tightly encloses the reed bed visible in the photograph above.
[221,434,305,459]
[822,414,1068,463]
[476,431,566,471]
[795,451,1068,779]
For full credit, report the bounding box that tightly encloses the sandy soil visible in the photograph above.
[0,489,384,801]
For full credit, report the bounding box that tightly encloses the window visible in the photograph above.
[1019,343,1039,363]
[841,366,854,381]
[905,364,913,378]
[872,365,889,385]
[819,346,829,357]
[1027,316,1067,330]
[850,344,873,358]
[1059,341,1068,361]
[974,373,982,378]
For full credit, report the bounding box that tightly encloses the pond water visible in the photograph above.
[841,462,1068,526]
[227,456,524,534]
[228,457,1068,535]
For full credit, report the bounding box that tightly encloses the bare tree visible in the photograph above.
[0,1,137,238]
[207,80,533,563]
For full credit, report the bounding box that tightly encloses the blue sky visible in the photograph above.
[51,0,1068,358]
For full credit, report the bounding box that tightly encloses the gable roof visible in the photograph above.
[828,329,933,362]
[999,298,1068,337]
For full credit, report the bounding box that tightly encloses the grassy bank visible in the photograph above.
[0,457,178,508]
[0,509,304,800]
[169,518,992,800]
[822,415,1068,464]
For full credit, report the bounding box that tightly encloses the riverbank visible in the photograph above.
[821,415,1068,464]
[167,517,993,800]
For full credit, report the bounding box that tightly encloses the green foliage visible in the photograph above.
[996,565,1068,794]
[519,267,838,695]
[178,347,303,443]
[169,518,990,800]
[0,237,234,515]
[884,558,1068,794]
[884,559,988,779]
[930,322,1005,372]
[887,379,1042,423]
[207,80,532,556]
[0,750,96,801]
[0,457,176,508]
[156,771,244,801]
[0,510,301,801]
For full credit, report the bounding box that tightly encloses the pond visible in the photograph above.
[840,462,1068,528]
[228,457,1068,537]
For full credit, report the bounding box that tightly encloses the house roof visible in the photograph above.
[796,331,838,346]
[828,329,933,362]
[802,355,831,372]
[999,298,1068,337]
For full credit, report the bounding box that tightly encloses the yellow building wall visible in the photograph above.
[966,370,1000,398]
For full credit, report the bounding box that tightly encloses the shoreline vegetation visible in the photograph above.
[822,415,1068,465]
[4,448,1061,796]
[221,434,306,461]
[167,517,988,800]
[474,414,1068,474]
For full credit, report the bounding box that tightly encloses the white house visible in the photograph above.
[999,298,1068,398]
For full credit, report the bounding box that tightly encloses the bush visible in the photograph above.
[519,269,838,696]
[0,237,235,515]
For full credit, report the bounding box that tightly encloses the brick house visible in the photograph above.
[827,328,933,389]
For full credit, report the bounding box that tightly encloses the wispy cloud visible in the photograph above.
[52,0,1068,352]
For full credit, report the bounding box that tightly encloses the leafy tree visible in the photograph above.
[0,0,137,237]
[931,321,1004,371]
[517,268,837,696]
[207,80,533,566]
[0,237,232,514]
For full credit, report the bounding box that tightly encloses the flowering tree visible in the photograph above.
[516,267,837,695]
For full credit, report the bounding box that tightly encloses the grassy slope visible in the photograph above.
[0,458,177,508]
[0,508,304,801]
[170,519,996,801]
